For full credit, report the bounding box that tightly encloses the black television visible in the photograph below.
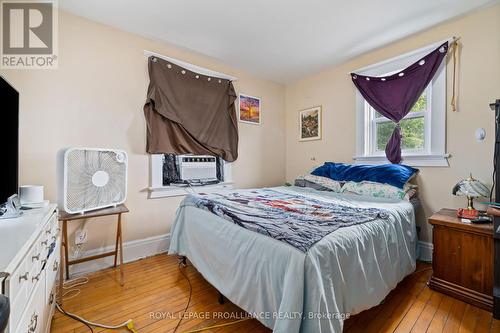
[0,76,19,205]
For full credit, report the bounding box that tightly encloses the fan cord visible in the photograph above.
[56,277,137,332]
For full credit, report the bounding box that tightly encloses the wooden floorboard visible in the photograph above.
[51,254,500,333]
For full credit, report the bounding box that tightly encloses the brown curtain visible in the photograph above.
[144,56,239,161]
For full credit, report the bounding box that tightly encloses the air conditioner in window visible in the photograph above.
[176,155,219,185]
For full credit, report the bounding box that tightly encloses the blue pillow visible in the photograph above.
[311,162,418,189]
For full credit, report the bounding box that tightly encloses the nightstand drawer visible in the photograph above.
[432,225,462,284]
[429,208,493,311]
[432,225,493,294]
[460,232,493,294]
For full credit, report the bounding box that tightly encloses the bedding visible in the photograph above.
[182,188,388,252]
[341,181,418,200]
[295,174,343,192]
[311,162,418,189]
[169,186,416,333]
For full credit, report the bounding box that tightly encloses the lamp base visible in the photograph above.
[457,208,480,219]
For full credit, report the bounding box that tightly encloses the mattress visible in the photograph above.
[168,186,417,333]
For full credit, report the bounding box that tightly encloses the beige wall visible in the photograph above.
[3,5,499,255]
[285,5,500,242]
[0,11,286,256]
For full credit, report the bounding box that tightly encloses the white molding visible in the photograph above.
[417,240,433,262]
[68,233,170,276]
[353,154,449,167]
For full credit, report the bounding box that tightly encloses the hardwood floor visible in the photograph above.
[51,254,500,333]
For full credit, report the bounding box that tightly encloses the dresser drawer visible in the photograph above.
[45,238,60,302]
[28,243,42,281]
[43,285,57,333]
[8,260,30,326]
[41,213,59,262]
[14,271,45,333]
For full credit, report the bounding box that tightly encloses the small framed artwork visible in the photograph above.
[299,106,322,141]
[238,94,261,125]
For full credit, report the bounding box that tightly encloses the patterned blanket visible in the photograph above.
[181,188,389,252]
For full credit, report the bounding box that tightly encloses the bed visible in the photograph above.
[168,185,417,333]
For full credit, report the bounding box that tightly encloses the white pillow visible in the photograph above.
[302,174,343,192]
[341,181,417,200]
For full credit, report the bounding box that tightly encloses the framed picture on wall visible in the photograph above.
[299,106,322,141]
[238,94,261,124]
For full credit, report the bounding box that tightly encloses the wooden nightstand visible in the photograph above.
[428,208,493,311]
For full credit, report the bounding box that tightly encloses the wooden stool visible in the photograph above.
[58,204,129,303]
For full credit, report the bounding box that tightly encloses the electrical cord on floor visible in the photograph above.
[56,303,137,332]
[412,267,433,275]
[58,276,89,300]
[56,277,138,332]
[56,303,94,332]
[173,259,193,333]
[174,258,251,333]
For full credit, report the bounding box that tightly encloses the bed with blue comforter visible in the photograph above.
[168,186,416,333]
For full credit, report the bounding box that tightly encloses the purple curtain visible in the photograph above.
[351,42,448,163]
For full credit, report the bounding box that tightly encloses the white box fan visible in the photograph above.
[57,148,128,214]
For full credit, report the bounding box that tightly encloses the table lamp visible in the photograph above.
[452,173,490,218]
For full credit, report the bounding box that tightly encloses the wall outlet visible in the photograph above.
[75,229,88,245]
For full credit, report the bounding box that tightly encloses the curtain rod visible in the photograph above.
[144,50,238,81]
[348,36,458,75]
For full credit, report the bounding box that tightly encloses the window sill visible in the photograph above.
[353,154,450,167]
[148,181,234,199]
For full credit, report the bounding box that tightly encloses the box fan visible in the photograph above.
[57,148,128,214]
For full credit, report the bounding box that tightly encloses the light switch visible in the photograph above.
[475,128,486,141]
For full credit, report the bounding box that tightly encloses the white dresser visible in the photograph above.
[0,204,60,333]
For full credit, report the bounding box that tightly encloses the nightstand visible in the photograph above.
[428,208,493,311]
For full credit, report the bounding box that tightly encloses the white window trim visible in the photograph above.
[353,40,450,167]
[366,85,431,157]
[148,154,233,198]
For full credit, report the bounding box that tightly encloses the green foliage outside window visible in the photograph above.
[375,93,427,151]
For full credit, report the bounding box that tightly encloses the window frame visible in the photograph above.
[366,85,432,157]
[354,42,449,167]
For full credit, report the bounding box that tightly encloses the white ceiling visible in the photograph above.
[60,0,498,83]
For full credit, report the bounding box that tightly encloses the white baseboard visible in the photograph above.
[68,233,170,277]
[417,240,433,262]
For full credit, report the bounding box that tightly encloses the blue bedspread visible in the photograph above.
[182,188,389,252]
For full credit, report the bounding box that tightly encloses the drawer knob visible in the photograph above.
[19,272,29,282]
[53,261,59,272]
[28,313,38,332]
[52,236,57,242]
[46,229,51,235]
[41,240,48,246]
[32,253,40,262]
[49,292,55,305]
[32,273,40,282]
[41,259,47,266]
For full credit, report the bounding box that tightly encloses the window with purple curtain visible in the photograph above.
[351,42,449,164]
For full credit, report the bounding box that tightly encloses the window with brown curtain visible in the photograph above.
[143,56,239,162]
